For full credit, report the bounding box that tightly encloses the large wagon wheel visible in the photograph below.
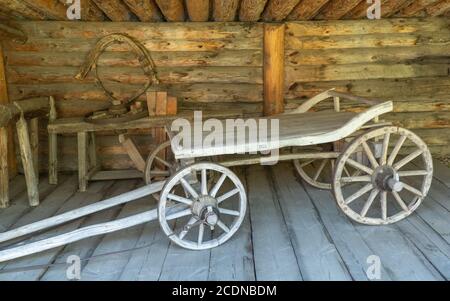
[333,126,433,225]
[293,144,340,190]
[158,163,247,250]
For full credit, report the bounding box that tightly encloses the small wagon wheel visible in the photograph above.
[333,126,433,225]
[293,144,341,190]
[144,141,175,185]
[158,163,247,250]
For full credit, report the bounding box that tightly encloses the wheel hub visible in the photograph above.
[372,165,403,192]
[192,195,220,227]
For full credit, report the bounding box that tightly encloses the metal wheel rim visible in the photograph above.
[333,126,433,225]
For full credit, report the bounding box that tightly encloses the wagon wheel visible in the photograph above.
[144,141,176,185]
[333,126,433,225]
[293,144,341,190]
[158,162,247,250]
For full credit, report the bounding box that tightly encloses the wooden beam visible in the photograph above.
[286,0,330,20]
[21,0,69,20]
[381,0,415,17]
[262,0,301,21]
[398,0,442,16]
[123,0,164,22]
[344,0,386,19]
[0,97,49,127]
[155,0,185,21]
[239,0,268,21]
[213,0,240,21]
[58,0,106,21]
[185,0,210,21]
[0,43,16,179]
[0,22,27,43]
[0,127,8,208]
[263,23,284,116]
[119,134,146,172]
[317,0,361,19]
[48,96,58,185]
[425,0,450,16]
[92,0,133,21]
[0,0,46,20]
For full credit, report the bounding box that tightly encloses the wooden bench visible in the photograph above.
[48,103,243,192]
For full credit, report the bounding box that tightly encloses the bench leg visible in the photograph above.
[16,117,39,207]
[88,132,97,170]
[78,132,88,192]
[0,127,9,208]
[48,132,58,185]
[29,118,39,184]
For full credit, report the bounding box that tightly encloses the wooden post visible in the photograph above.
[263,23,285,116]
[0,43,17,178]
[29,117,39,183]
[16,116,39,206]
[118,134,146,172]
[0,126,8,208]
[88,132,97,170]
[78,132,88,192]
[48,96,58,185]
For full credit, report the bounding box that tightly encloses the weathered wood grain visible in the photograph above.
[286,0,330,20]
[155,0,185,21]
[262,0,300,21]
[185,0,210,21]
[123,0,163,22]
[426,0,450,16]
[213,0,239,21]
[316,0,362,19]
[239,0,268,21]
[91,0,132,21]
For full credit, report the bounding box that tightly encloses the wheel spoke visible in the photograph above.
[402,183,424,197]
[210,174,227,198]
[179,217,197,240]
[150,169,171,177]
[360,189,379,217]
[217,188,240,204]
[362,141,379,168]
[300,159,315,167]
[380,191,387,221]
[397,170,429,177]
[314,159,328,181]
[346,158,374,175]
[201,169,208,195]
[167,193,193,205]
[341,175,372,183]
[387,135,407,166]
[155,156,173,168]
[345,184,373,205]
[343,166,351,177]
[392,191,409,212]
[180,178,199,199]
[197,223,204,246]
[380,132,390,165]
[217,220,230,233]
[393,149,424,171]
[218,208,240,217]
[166,208,192,221]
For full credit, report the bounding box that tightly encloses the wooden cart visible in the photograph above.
[0,90,433,261]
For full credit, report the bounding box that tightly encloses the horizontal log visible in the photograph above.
[6,50,263,67]
[4,37,262,52]
[0,22,27,43]
[285,63,449,84]
[13,21,263,40]
[7,66,263,85]
[285,77,450,101]
[285,45,450,65]
[286,18,450,36]
[285,32,450,50]
[9,83,263,103]
[0,97,49,127]
[385,112,450,129]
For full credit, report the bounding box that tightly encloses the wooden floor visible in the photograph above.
[1,160,450,281]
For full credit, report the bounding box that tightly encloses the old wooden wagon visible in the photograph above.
[0,0,449,281]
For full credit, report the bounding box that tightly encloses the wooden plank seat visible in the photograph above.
[167,101,393,159]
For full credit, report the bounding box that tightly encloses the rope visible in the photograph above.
[75,33,160,106]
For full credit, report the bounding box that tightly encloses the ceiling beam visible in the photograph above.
[425,0,450,16]
[0,22,27,43]
[344,0,385,19]
[317,0,361,19]
[213,0,240,21]
[21,0,69,20]
[92,0,133,21]
[0,0,46,20]
[155,0,185,21]
[123,0,163,22]
[262,0,301,21]
[186,0,210,21]
[397,0,442,16]
[239,0,268,21]
[57,0,106,21]
[286,0,330,20]
[379,0,415,17]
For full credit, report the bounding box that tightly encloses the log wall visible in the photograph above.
[285,18,450,156]
[2,21,263,171]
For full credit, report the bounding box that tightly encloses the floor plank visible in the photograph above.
[246,165,302,281]
[432,159,450,188]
